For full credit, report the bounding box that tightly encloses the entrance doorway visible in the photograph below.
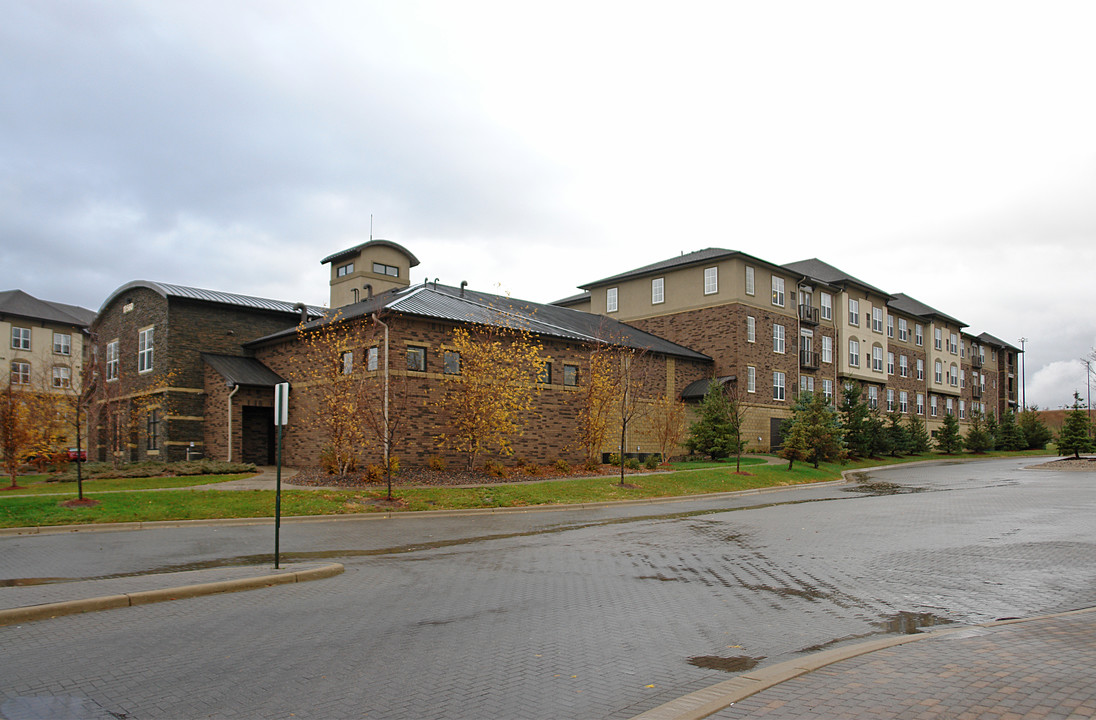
[242,406,276,465]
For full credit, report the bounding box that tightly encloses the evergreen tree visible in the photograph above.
[1018,407,1053,450]
[906,414,932,454]
[983,412,999,451]
[839,383,876,459]
[963,411,993,454]
[996,410,1026,451]
[1056,393,1094,458]
[782,392,845,468]
[780,413,810,470]
[686,382,742,459]
[936,413,963,454]
[885,412,912,457]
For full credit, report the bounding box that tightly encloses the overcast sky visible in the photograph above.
[2,1,1094,409]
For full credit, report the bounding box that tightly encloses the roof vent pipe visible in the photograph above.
[293,302,308,324]
[363,284,373,300]
[460,280,468,297]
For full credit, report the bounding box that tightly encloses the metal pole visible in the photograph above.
[275,422,282,569]
[1018,338,1027,410]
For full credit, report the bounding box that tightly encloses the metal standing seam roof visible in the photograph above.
[320,239,422,267]
[246,281,712,362]
[201,354,286,388]
[98,281,327,318]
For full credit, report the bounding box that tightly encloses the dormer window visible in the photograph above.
[373,262,399,277]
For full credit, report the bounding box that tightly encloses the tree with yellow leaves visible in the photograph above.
[576,342,618,466]
[649,393,687,464]
[435,324,545,470]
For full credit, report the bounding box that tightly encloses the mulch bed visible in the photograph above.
[289,463,659,489]
[1033,456,1096,470]
[59,498,101,508]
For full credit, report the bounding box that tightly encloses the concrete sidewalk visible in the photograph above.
[634,607,1096,720]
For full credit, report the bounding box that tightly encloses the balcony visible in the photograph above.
[800,350,820,370]
[798,304,819,325]
[972,355,983,369]
[972,386,983,399]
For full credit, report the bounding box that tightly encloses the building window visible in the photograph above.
[606,287,618,313]
[849,339,860,367]
[917,393,925,415]
[52,366,71,388]
[934,328,943,351]
[959,400,966,420]
[960,341,966,359]
[898,318,908,341]
[800,375,815,394]
[747,366,756,394]
[915,324,924,346]
[773,371,785,401]
[946,397,954,416]
[949,333,958,354]
[822,335,833,364]
[773,323,785,354]
[867,385,878,410]
[930,395,938,417]
[900,391,909,413]
[11,327,30,350]
[651,277,664,304]
[887,351,895,375]
[366,347,378,371]
[337,263,354,277]
[372,262,399,277]
[563,365,578,387]
[771,276,785,307]
[820,293,832,320]
[949,364,959,387]
[917,358,925,381]
[872,307,884,333]
[147,409,160,451]
[822,379,833,402]
[887,314,894,338]
[960,369,966,389]
[704,267,718,295]
[887,388,895,412]
[848,299,860,326]
[872,345,884,372]
[406,347,426,372]
[745,266,755,296]
[899,355,908,377]
[11,361,30,384]
[935,360,943,384]
[53,333,71,356]
[107,340,119,381]
[138,327,154,373]
[444,350,461,375]
[746,316,756,343]
[340,351,354,374]
[538,362,552,384]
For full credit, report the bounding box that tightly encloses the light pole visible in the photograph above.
[1018,337,1027,411]
[1083,358,1093,426]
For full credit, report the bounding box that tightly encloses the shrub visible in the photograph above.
[427,455,447,471]
[511,456,528,468]
[582,459,600,472]
[554,458,572,473]
[523,463,541,476]
[364,464,384,483]
[624,457,641,470]
[387,456,400,474]
[484,459,507,478]
[608,453,623,467]
[643,455,659,470]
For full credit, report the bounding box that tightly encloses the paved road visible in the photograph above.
[1,457,1093,719]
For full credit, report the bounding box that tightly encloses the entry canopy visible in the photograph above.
[681,375,737,401]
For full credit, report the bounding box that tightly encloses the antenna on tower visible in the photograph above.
[370,214,373,241]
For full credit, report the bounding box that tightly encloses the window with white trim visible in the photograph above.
[11,361,30,384]
[11,326,30,350]
[949,363,959,387]
[887,314,894,338]
[747,316,755,343]
[946,397,954,416]
[867,385,878,409]
[341,351,353,375]
[137,327,154,374]
[366,347,378,371]
[898,317,908,341]
[52,366,71,388]
[959,400,966,420]
[887,388,895,412]
[887,351,894,375]
[934,327,943,351]
[872,345,884,372]
[606,287,618,313]
[800,375,814,393]
[917,358,924,381]
[771,276,785,307]
[773,371,785,401]
[848,298,860,326]
[747,365,756,394]
[849,339,860,367]
[820,293,832,320]
[917,393,925,415]
[53,333,71,356]
[949,332,958,355]
[107,340,119,381]
[773,323,785,354]
[651,277,664,304]
[704,267,718,295]
[899,354,908,377]
[872,307,883,333]
[960,369,965,389]
[406,346,426,372]
[930,395,938,417]
[935,360,943,384]
[745,266,755,295]
[900,391,909,413]
[915,324,924,346]
[822,335,832,364]
[822,379,833,402]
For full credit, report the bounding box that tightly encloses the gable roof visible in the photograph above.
[782,258,892,298]
[0,289,95,328]
[98,281,327,319]
[320,239,421,267]
[579,248,785,289]
[976,332,1020,352]
[202,353,286,388]
[887,292,966,328]
[248,281,712,362]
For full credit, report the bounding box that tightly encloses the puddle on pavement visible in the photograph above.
[843,480,926,495]
[877,611,950,634]
[687,655,764,673]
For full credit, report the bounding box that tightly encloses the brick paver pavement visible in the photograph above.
[709,609,1096,719]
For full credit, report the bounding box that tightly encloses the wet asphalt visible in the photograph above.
[0,456,1094,719]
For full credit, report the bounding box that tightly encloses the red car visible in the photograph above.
[67,448,87,461]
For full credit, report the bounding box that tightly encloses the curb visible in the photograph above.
[0,562,344,627]
[629,605,1096,720]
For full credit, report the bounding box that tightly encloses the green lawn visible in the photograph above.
[0,450,1055,529]
[670,456,768,470]
[0,474,253,495]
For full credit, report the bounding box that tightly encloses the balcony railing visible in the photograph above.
[798,304,819,325]
[972,386,983,399]
[972,355,983,369]
[800,350,820,370]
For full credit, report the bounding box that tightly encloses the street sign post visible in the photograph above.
[273,382,289,569]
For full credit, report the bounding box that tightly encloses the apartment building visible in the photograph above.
[567,249,1020,449]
